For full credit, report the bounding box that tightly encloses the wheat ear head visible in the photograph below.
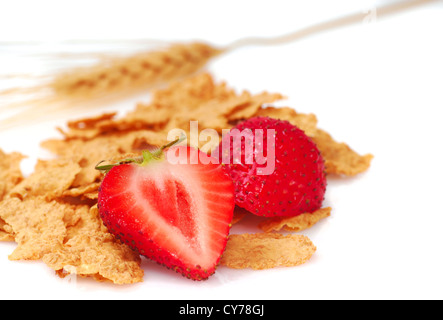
[0,42,223,129]
[51,42,223,98]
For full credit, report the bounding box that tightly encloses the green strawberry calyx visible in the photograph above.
[95,134,186,174]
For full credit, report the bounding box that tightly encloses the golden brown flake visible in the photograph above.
[67,112,118,130]
[150,72,236,111]
[0,149,25,241]
[0,149,25,201]
[220,233,316,270]
[184,91,284,132]
[312,129,374,176]
[0,196,143,284]
[62,182,101,199]
[258,207,332,233]
[254,106,318,137]
[0,197,75,260]
[254,106,373,176]
[0,219,14,241]
[42,206,143,284]
[41,136,123,187]
[8,159,81,200]
[44,232,144,284]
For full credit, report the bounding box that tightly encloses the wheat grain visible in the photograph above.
[1,0,433,129]
[51,42,222,97]
[0,42,222,129]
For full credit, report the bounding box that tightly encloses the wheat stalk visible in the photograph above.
[0,0,436,129]
[51,42,222,97]
[0,42,223,129]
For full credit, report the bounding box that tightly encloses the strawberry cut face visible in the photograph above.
[98,146,235,280]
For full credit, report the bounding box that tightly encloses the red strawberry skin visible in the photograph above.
[218,116,326,217]
[97,146,235,280]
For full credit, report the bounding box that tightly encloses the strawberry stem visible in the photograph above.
[95,134,186,174]
[140,149,153,166]
[153,134,186,157]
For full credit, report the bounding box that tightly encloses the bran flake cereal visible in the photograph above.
[0,149,25,241]
[0,71,372,284]
[42,206,143,284]
[220,233,316,270]
[8,159,81,200]
[311,129,374,176]
[259,207,332,233]
[0,197,80,260]
[0,149,25,202]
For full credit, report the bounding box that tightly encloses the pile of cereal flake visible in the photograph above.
[0,72,373,284]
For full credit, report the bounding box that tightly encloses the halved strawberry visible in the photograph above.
[97,145,235,280]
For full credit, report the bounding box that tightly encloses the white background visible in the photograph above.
[0,0,443,300]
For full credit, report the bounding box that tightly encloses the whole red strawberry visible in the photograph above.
[97,143,235,280]
[217,116,326,217]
